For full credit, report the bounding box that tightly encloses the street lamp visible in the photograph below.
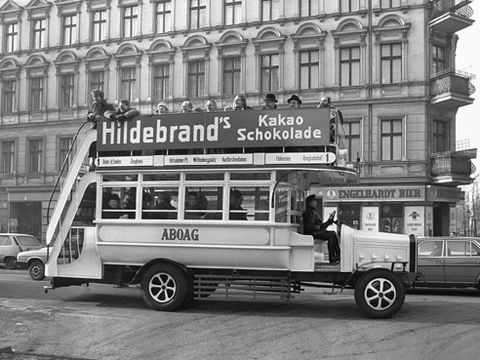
[466,209,471,236]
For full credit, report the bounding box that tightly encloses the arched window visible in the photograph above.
[84,47,110,99]
[114,44,143,102]
[373,15,410,84]
[180,36,211,99]
[147,40,176,105]
[252,27,286,95]
[24,55,49,112]
[0,58,20,115]
[216,31,248,96]
[54,51,80,108]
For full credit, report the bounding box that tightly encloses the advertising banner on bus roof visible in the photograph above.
[97,109,331,151]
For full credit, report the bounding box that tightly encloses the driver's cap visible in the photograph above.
[305,194,317,203]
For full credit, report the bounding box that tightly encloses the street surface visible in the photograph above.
[1,268,480,360]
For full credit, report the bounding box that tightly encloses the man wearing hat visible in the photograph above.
[302,194,340,264]
[262,93,278,110]
[287,94,302,109]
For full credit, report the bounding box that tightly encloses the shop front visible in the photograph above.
[313,184,463,236]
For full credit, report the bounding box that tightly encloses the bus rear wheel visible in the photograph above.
[354,270,405,319]
[140,263,190,311]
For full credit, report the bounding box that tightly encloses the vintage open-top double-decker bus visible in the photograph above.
[45,108,417,318]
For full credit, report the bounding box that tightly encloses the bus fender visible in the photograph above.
[130,258,190,284]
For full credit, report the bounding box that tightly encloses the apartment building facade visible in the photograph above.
[0,0,476,241]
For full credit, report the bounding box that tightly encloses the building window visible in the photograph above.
[1,141,14,175]
[188,60,205,98]
[5,23,18,53]
[340,0,360,13]
[225,0,242,25]
[28,139,43,173]
[261,53,279,93]
[30,77,44,112]
[380,0,400,8]
[381,43,402,84]
[340,47,360,87]
[2,80,16,114]
[223,56,241,95]
[155,0,172,33]
[300,0,313,17]
[344,121,361,162]
[58,137,73,171]
[33,19,46,49]
[89,70,105,93]
[123,5,138,38]
[433,120,448,153]
[120,67,136,101]
[92,10,107,42]
[432,45,446,75]
[299,50,319,90]
[62,14,77,46]
[381,119,402,161]
[60,74,74,108]
[153,64,170,102]
[261,0,279,21]
[190,0,206,29]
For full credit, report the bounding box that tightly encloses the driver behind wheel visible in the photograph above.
[302,194,340,264]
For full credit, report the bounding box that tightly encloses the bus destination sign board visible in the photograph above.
[95,151,336,168]
[97,108,331,151]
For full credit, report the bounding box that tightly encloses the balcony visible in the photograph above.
[430,70,475,110]
[429,0,475,33]
[430,149,477,185]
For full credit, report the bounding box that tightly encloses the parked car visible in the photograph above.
[416,236,480,290]
[17,247,48,281]
[0,233,42,269]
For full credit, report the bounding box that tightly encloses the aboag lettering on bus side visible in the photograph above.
[161,228,200,241]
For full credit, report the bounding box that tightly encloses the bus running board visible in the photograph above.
[193,274,303,301]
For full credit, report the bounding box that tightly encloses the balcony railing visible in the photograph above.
[430,69,475,109]
[430,0,474,33]
[431,149,477,185]
[431,0,474,18]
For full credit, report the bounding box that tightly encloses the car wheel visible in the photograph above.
[4,257,16,270]
[140,263,190,311]
[28,260,46,281]
[354,270,406,319]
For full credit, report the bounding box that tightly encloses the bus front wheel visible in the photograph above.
[140,263,190,311]
[354,270,406,319]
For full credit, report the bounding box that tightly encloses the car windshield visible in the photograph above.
[16,236,40,247]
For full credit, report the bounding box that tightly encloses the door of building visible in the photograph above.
[433,203,450,236]
[10,202,42,240]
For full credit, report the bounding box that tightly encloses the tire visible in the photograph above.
[28,260,46,281]
[140,263,190,311]
[4,257,16,270]
[354,270,406,319]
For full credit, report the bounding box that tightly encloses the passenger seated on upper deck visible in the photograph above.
[229,190,247,221]
[86,89,115,129]
[185,192,207,219]
[262,93,278,110]
[204,99,217,112]
[302,194,340,264]
[105,100,140,123]
[287,94,302,109]
[224,95,253,111]
[153,102,169,114]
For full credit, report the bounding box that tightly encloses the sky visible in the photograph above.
[455,0,480,173]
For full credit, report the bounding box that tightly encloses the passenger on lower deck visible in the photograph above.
[302,194,340,264]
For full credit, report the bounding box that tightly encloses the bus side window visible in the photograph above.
[102,187,135,219]
[229,186,269,221]
[142,187,178,220]
[185,187,222,220]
